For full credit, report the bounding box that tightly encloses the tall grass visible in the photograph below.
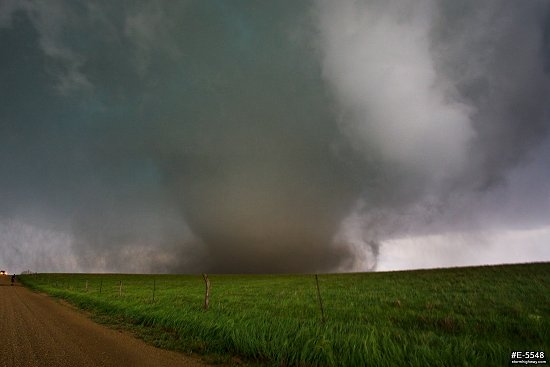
[20,263,550,366]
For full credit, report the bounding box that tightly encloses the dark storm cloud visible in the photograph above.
[0,1,364,273]
[0,0,549,273]
[316,0,550,254]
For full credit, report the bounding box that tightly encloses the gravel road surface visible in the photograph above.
[0,275,211,367]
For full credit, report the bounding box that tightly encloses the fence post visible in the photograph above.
[119,280,123,296]
[202,273,210,310]
[314,274,326,324]
[152,278,156,302]
[85,280,88,292]
[99,280,102,294]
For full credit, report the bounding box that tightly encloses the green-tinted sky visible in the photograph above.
[1,0,549,273]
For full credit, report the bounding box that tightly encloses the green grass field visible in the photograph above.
[19,263,549,366]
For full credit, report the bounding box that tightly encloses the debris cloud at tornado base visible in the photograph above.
[0,0,549,273]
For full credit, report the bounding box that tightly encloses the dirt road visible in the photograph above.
[0,275,211,367]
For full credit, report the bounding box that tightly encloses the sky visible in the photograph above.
[0,0,549,274]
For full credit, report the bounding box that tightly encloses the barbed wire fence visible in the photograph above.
[22,272,331,324]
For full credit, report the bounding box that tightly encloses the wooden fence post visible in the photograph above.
[152,278,156,302]
[202,273,210,310]
[315,274,326,324]
[99,280,102,294]
[119,280,123,296]
[85,280,88,292]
